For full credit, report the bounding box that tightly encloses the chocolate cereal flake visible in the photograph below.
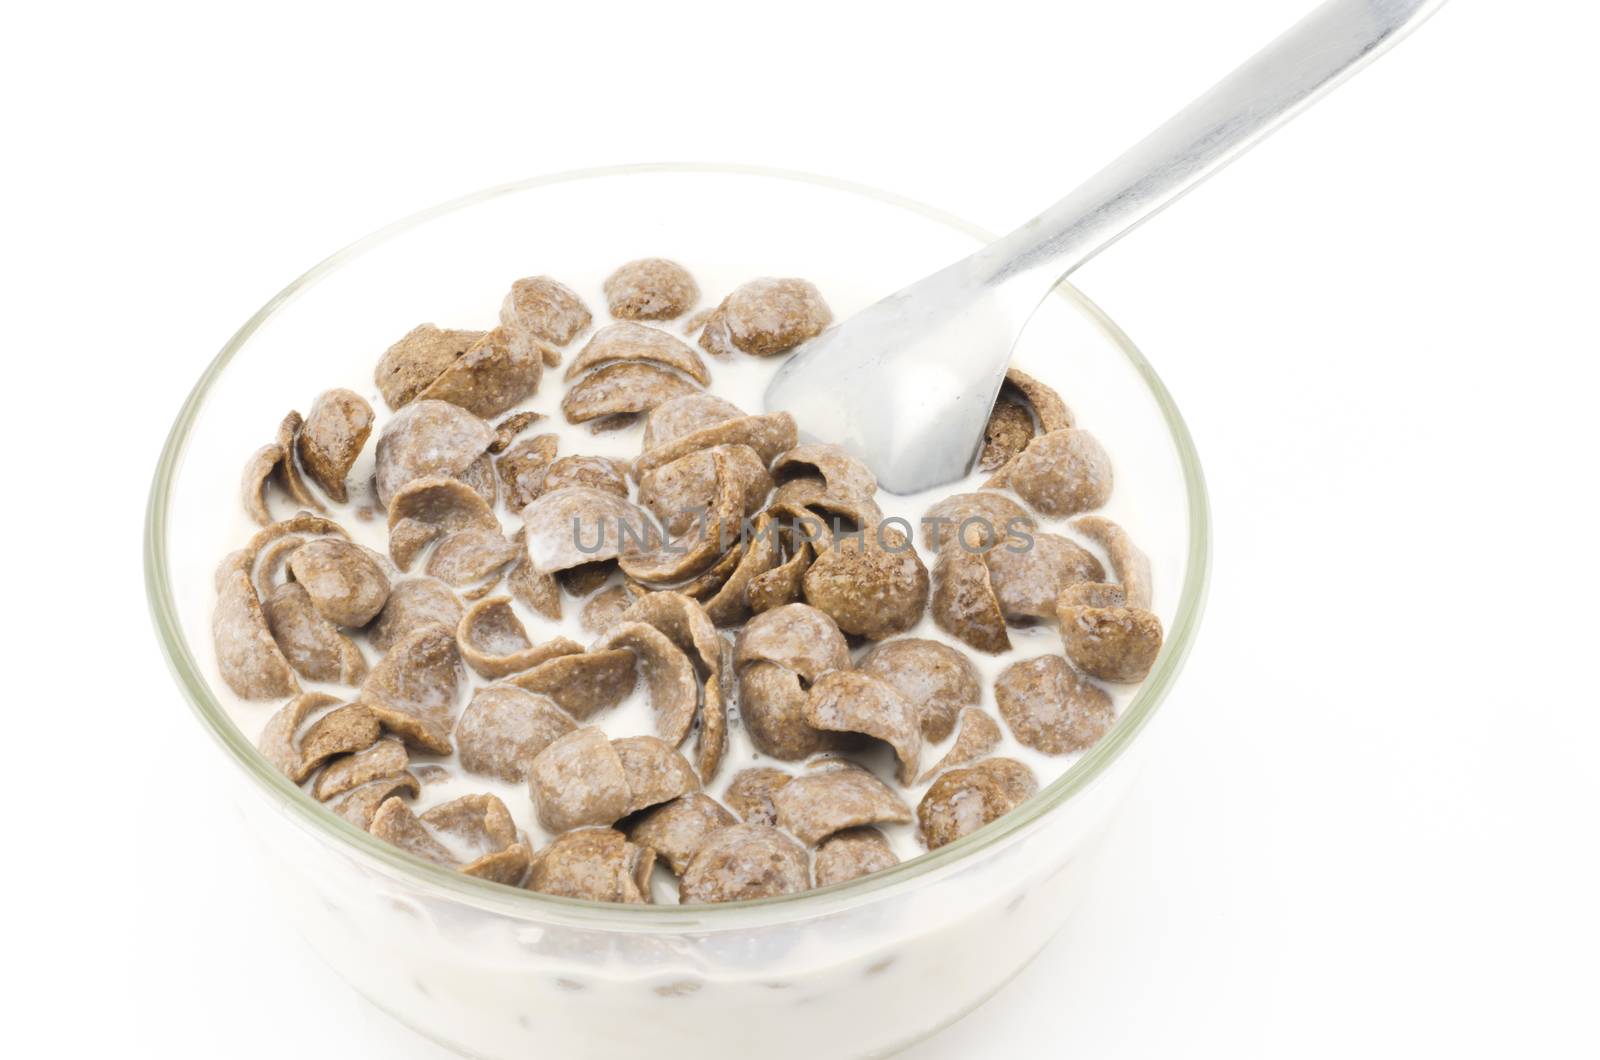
[560,362,701,425]
[733,603,849,684]
[358,622,463,755]
[416,326,543,419]
[505,648,638,720]
[813,828,898,887]
[984,532,1105,622]
[723,767,793,826]
[368,578,464,653]
[857,637,981,743]
[802,532,929,641]
[496,434,560,514]
[297,703,382,778]
[604,258,700,321]
[680,823,811,903]
[1003,367,1074,433]
[369,797,460,867]
[699,278,831,357]
[633,411,797,479]
[499,276,592,348]
[542,454,630,498]
[591,622,700,746]
[1071,515,1154,610]
[529,727,631,833]
[296,389,374,503]
[374,325,486,411]
[488,411,543,454]
[386,476,500,571]
[241,444,288,526]
[993,654,1114,754]
[920,492,1036,554]
[455,685,576,782]
[257,692,339,781]
[979,397,1034,473]
[639,444,772,538]
[986,429,1113,518]
[738,661,831,760]
[456,595,585,679]
[803,670,923,786]
[262,581,368,685]
[526,828,651,903]
[626,793,737,876]
[579,584,637,634]
[771,443,877,504]
[771,764,912,845]
[916,758,1036,850]
[917,707,1002,783]
[1055,590,1164,684]
[287,538,392,627]
[640,393,745,452]
[612,734,701,815]
[328,772,420,828]
[931,546,1012,654]
[425,528,519,595]
[373,399,495,509]
[566,322,711,385]
[522,486,654,574]
[214,567,300,700]
[311,737,409,802]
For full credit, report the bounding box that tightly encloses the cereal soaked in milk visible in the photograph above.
[209,259,1167,904]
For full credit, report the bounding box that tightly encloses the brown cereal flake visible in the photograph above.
[1056,593,1164,684]
[699,278,831,357]
[733,603,850,684]
[931,546,1011,654]
[529,727,632,833]
[506,648,638,720]
[526,828,651,903]
[985,429,1112,518]
[973,757,1038,807]
[613,734,701,815]
[521,486,655,574]
[738,661,831,760]
[680,823,811,903]
[257,692,339,781]
[387,476,500,571]
[803,670,923,785]
[633,411,797,479]
[723,767,793,826]
[496,434,560,514]
[262,581,368,685]
[559,561,615,597]
[373,399,495,509]
[488,411,543,454]
[746,541,811,617]
[619,447,745,586]
[328,772,420,828]
[703,510,782,627]
[311,737,409,802]
[542,454,630,498]
[425,528,519,593]
[1072,515,1154,610]
[626,793,737,876]
[801,532,929,641]
[358,623,463,754]
[920,492,1036,554]
[272,412,325,511]
[214,568,300,700]
[296,389,374,503]
[638,444,772,538]
[463,844,534,886]
[287,538,392,627]
[374,324,486,411]
[456,452,498,509]
[455,595,585,679]
[368,578,464,653]
[979,397,1034,473]
[984,532,1105,622]
[369,797,458,867]
[507,548,563,621]
[813,828,898,887]
[994,654,1115,754]
[771,443,877,503]
[1003,367,1074,433]
[916,758,1036,851]
[579,584,637,634]
[917,707,1002,783]
[699,637,735,785]
[604,258,700,321]
[421,793,520,859]
[499,276,592,347]
[771,765,912,845]
[241,444,287,526]
[591,622,699,746]
[566,321,711,385]
[297,703,382,777]
[560,362,701,424]
[640,393,745,452]
[252,533,306,600]
[416,326,543,419]
[857,638,981,743]
[455,685,576,782]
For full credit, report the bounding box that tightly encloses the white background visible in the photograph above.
[7,1,1598,1056]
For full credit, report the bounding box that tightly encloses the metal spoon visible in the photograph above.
[764,0,1445,494]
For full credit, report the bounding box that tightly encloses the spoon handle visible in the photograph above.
[974,0,1445,288]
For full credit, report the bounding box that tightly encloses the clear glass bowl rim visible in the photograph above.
[144,162,1211,932]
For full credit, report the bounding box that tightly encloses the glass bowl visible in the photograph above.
[145,164,1210,1059]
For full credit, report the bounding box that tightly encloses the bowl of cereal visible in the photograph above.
[146,164,1209,1059]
